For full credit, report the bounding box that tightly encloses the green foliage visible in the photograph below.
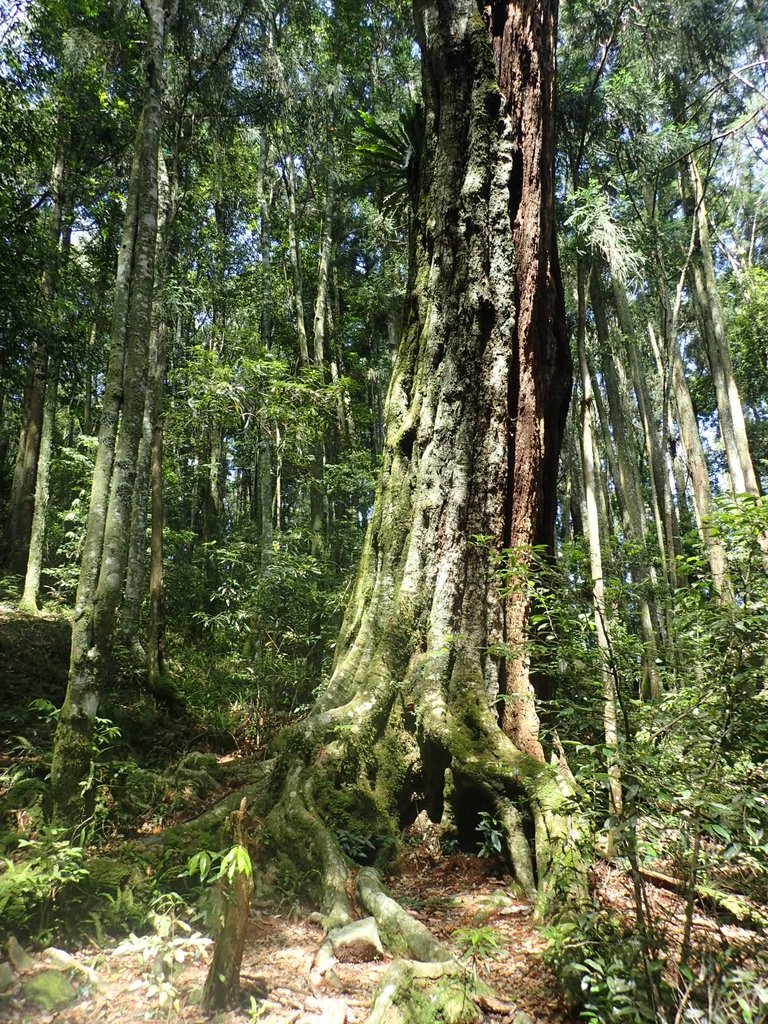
[0,828,88,944]
[475,812,503,859]
[534,496,768,1023]
[565,182,643,284]
[187,843,252,887]
[355,102,425,216]
[335,827,376,861]
[0,829,153,946]
[44,436,98,605]
[452,925,500,978]
[114,893,211,1018]
[544,908,665,1024]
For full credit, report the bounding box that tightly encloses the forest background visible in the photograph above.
[0,0,767,1022]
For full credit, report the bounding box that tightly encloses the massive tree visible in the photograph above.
[265,0,578,925]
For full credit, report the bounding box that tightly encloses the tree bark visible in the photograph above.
[5,137,67,575]
[591,275,662,697]
[148,302,175,687]
[688,157,760,498]
[309,159,334,563]
[263,0,583,917]
[612,282,679,592]
[202,799,254,1011]
[18,356,59,614]
[283,142,311,368]
[576,259,622,842]
[121,339,156,651]
[257,128,274,570]
[644,188,732,600]
[51,0,170,826]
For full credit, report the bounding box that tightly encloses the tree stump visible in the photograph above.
[202,798,254,1011]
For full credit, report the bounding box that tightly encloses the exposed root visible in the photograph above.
[495,797,536,898]
[265,767,353,929]
[161,760,274,838]
[357,867,450,962]
[365,960,481,1024]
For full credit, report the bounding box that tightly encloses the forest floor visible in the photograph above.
[2,839,766,1024]
[1,607,767,1023]
[2,847,572,1024]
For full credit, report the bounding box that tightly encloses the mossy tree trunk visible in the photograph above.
[264,0,583,919]
[121,148,175,656]
[147,154,175,688]
[51,0,172,827]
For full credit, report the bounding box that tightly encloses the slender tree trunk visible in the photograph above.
[576,260,622,840]
[283,143,310,367]
[6,139,67,574]
[645,191,731,600]
[688,157,760,497]
[51,0,169,826]
[123,148,175,656]
[664,318,732,600]
[591,276,662,697]
[613,283,679,591]
[18,356,59,614]
[257,129,274,570]
[148,302,176,686]
[121,342,155,652]
[309,163,334,562]
[148,294,168,687]
[565,411,585,538]
[329,265,356,443]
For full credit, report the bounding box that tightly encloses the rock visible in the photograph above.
[329,917,384,963]
[317,997,348,1024]
[322,971,345,994]
[6,936,33,972]
[21,969,78,1012]
[513,1013,533,1024]
[0,962,14,992]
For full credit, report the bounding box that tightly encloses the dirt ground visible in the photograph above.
[2,846,767,1024]
[0,853,573,1024]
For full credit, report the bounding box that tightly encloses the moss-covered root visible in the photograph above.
[357,868,450,962]
[366,961,480,1024]
[267,768,353,929]
[530,765,590,920]
[495,797,536,899]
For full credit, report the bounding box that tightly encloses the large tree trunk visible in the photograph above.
[51,0,169,826]
[264,0,581,923]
